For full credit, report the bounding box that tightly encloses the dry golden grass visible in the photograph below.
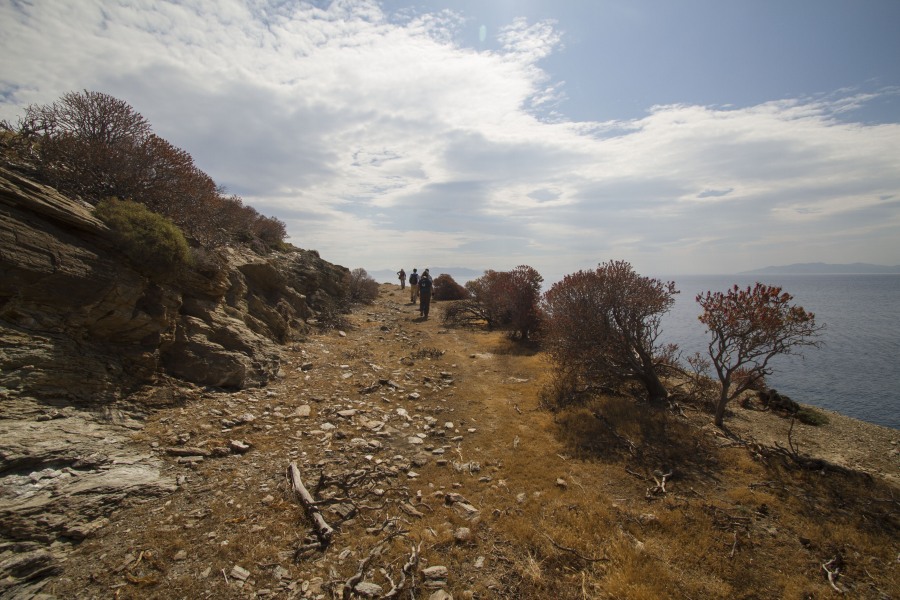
[46,287,899,599]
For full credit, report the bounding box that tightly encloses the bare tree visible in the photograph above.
[697,283,824,428]
[19,90,152,202]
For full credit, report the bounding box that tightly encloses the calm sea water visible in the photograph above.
[659,274,900,430]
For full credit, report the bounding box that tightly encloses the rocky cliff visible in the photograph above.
[0,165,350,400]
[0,166,350,597]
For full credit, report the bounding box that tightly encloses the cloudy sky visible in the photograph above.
[2,0,899,280]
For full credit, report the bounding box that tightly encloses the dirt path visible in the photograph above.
[43,284,900,599]
[44,285,564,599]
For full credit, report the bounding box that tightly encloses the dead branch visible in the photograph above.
[287,462,334,549]
[822,556,844,593]
[537,530,609,563]
[592,411,637,456]
[381,541,421,598]
[624,468,646,481]
[646,470,673,498]
[342,543,384,600]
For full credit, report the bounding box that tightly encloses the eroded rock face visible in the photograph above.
[0,165,350,596]
[0,165,350,399]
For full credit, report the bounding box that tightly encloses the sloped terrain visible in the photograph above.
[35,285,899,600]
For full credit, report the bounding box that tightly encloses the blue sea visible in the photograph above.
[659,274,900,430]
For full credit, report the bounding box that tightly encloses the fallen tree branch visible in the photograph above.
[646,470,673,498]
[537,530,609,563]
[342,544,383,600]
[287,462,334,549]
[822,556,844,594]
[382,541,421,598]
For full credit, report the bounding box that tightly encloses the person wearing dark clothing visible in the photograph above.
[418,269,433,319]
[409,269,420,303]
[398,268,406,290]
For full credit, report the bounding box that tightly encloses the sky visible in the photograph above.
[2,0,900,282]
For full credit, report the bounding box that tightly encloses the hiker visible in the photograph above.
[397,268,406,290]
[409,268,419,303]
[418,269,434,319]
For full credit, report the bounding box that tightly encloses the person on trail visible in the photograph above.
[397,268,406,290]
[409,268,419,303]
[418,269,434,319]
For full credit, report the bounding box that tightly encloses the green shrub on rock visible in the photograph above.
[95,197,190,280]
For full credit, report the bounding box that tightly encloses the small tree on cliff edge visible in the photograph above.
[697,283,824,428]
[542,260,678,403]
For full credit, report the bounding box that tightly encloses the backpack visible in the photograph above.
[409,273,419,285]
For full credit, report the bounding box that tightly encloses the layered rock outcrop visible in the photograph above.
[0,166,350,597]
[0,165,349,401]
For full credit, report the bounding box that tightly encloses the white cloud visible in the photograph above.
[1,0,899,277]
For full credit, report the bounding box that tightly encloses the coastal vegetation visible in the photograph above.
[1,89,287,254]
[697,283,824,427]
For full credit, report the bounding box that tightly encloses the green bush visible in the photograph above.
[796,407,830,426]
[95,198,190,280]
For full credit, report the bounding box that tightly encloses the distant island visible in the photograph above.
[741,262,900,275]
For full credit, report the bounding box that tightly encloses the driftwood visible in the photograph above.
[287,462,334,548]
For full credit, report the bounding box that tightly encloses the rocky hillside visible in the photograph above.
[1,166,350,399]
[0,166,351,597]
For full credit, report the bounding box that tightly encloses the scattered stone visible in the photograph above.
[400,503,425,517]
[165,446,211,457]
[422,565,449,589]
[453,527,472,543]
[556,478,568,489]
[354,582,383,597]
[429,590,453,600]
[337,409,358,417]
[408,392,421,400]
[230,565,251,581]
[407,437,424,445]
[229,440,251,454]
[173,550,187,561]
[474,556,485,569]
[452,503,480,521]
[291,405,312,417]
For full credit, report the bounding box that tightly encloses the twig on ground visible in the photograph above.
[536,530,609,563]
[822,556,844,593]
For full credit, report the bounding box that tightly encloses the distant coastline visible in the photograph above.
[740,262,900,275]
